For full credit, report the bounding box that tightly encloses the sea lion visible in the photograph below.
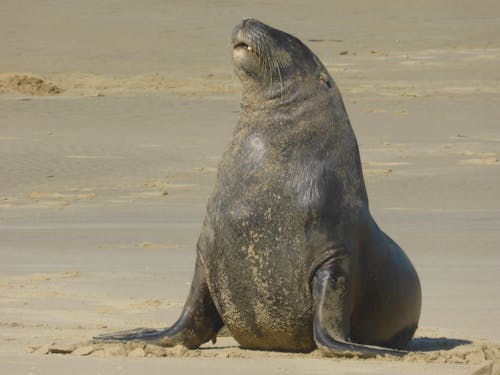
[94,19,421,357]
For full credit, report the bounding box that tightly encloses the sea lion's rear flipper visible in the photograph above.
[93,256,223,348]
[312,255,406,358]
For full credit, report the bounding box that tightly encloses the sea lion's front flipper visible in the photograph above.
[93,256,223,348]
[312,254,406,358]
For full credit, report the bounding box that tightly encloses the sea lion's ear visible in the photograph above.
[319,72,331,89]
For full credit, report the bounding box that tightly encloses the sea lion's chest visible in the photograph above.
[201,129,328,350]
[214,128,314,238]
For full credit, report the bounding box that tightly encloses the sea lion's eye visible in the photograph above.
[319,72,331,88]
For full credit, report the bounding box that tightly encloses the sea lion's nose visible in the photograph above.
[241,18,259,28]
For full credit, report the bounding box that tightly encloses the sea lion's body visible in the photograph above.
[95,19,421,357]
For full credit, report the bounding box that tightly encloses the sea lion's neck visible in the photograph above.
[239,86,334,129]
[241,83,325,114]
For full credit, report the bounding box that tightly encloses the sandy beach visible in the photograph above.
[1,1,499,373]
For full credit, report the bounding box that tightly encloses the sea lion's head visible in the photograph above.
[232,19,333,108]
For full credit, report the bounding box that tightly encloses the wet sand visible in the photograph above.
[1,1,499,374]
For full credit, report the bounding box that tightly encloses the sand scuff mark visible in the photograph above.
[362,161,415,177]
[398,47,500,65]
[138,242,180,250]
[0,195,15,209]
[128,298,183,311]
[27,192,80,200]
[97,242,182,251]
[0,271,81,308]
[455,147,499,166]
[0,271,80,285]
[459,151,498,158]
[10,181,187,209]
[458,157,499,166]
[0,271,79,299]
[364,161,411,167]
[65,155,123,160]
[30,330,500,368]
[193,166,218,173]
[363,108,408,116]
[364,168,393,176]
[95,297,183,316]
[0,271,79,296]
[35,333,500,372]
[345,82,500,98]
[18,190,97,209]
[114,179,199,202]
[0,73,63,96]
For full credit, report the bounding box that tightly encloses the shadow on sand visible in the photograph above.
[407,336,472,352]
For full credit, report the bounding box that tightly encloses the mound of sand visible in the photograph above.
[0,73,63,95]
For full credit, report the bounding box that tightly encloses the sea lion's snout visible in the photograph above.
[231,18,260,53]
[231,19,263,76]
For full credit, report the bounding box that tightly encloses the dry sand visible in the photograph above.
[1,1,499,374]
